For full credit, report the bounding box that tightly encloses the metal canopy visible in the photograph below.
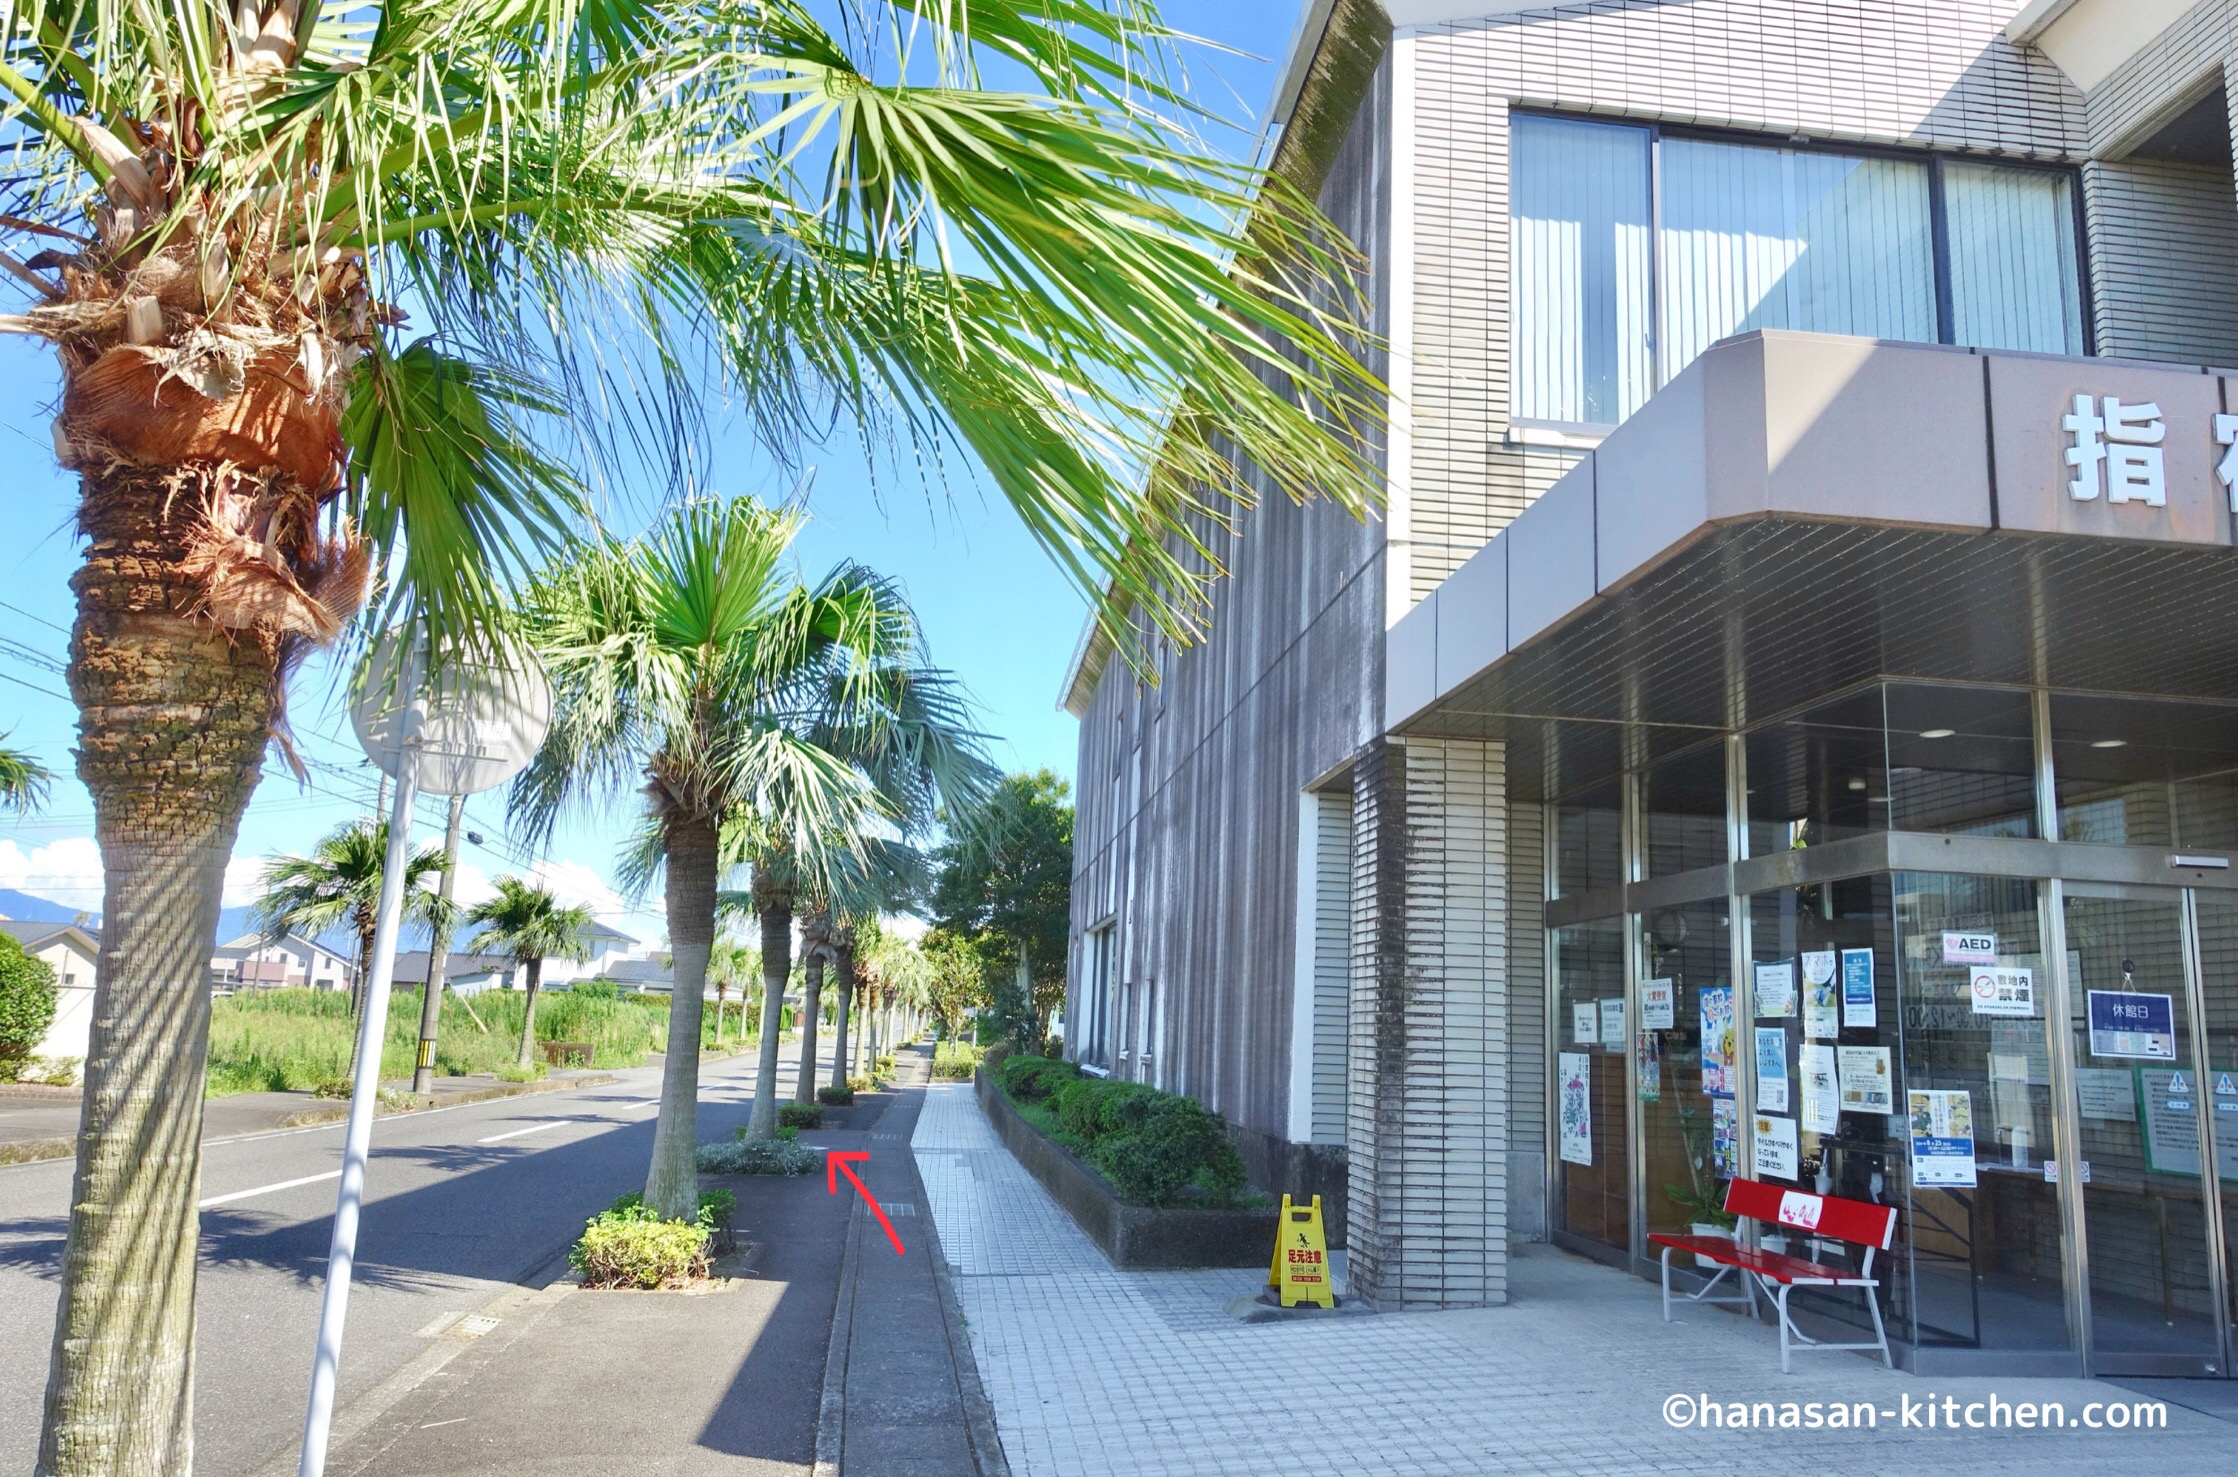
[1397,517,2238,803]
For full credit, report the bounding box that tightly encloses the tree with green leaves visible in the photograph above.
[6,1,1376,1460]
[705,936,758,1047]
[464,876,592,1068]
[0,932,60,1078]
[512,496,989,1214]
[0,738,53,814]
[252,819,453,1016]
[931,771,1073,1049]
[921,930,991,1042]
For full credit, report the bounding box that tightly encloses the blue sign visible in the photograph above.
[2086,990,2177,1061]
[1840,948,1876,1027]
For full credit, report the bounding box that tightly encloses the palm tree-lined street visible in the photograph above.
[0,1044,848,1475]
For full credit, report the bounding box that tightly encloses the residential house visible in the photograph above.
[1,918,100,1064]
[210,931,354,992]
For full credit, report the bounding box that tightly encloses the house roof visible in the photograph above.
[215,930,344,960]
[391,950,517,984]
[0,918,99,953]
[604,958,674,985]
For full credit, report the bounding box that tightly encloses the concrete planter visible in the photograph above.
[974,1069,1280,1270]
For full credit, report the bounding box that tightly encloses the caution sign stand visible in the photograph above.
[1268,1194,1336,1309]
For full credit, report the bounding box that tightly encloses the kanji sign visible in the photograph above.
[1267,1194,1335,1309]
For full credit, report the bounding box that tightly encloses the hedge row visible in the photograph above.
[996,1054,1245,1207]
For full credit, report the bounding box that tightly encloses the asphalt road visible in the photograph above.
[0,1046,810,1475]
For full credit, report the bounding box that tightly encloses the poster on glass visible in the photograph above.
[1700,985,1736,1097]
[1907,1089,1977,1188]
[1754,1027,1789,1113]
[1558,1052,1593,1166]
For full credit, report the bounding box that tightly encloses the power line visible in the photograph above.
[0,668,65,701]
[0,599,69,636]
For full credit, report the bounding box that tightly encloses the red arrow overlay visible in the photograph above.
[827,1150,905,1256]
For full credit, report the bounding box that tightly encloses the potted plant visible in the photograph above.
[1666,1105,1736,1267]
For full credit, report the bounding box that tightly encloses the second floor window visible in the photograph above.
[1511,113,2086,432]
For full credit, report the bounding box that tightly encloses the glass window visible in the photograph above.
[1644,742,1728,878]
[1511,115,1653,427]
[1659,139,1936,372]
[1640,902,1734,1248]
[1508,113,2088,439]
[1555,778,1624,897]
[2050,693,2238,850]
[1884,684,2038,838]
[1749,875,1911,1342]
[1894,872,2067,1354]
[1745,686,1890,858]
[2187,892,2238,1348]
[1944,162,2085,356]
[1553,919,1632,1259]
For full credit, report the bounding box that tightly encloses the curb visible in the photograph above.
[276,1072,619,1129]
[811,1177,864,1477]
[0,1136,72,1166]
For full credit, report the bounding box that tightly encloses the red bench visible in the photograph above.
[1647,1177,1896,1372]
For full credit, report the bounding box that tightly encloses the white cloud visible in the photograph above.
[0,836,103,912]
[0,836,279,914]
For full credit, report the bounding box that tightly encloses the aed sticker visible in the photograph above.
[1943,931,1998,965]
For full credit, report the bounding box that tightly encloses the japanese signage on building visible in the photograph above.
[2062,394,2238,510]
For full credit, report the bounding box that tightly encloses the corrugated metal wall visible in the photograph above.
[1065,54,1393,1154]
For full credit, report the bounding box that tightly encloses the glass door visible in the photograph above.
[2185,892,2238,1376]
[1552,919,1631,1263]
[2061,888,2224,1375]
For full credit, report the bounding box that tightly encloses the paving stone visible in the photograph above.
[913,1083,2236,1476]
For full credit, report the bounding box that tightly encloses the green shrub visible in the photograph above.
[998,1053,1076,1103]
[1049,1077,1157,1143]
[817,1085,854,1107]
[696,1136,819,1175]
[777,1103,822,1130]
[570,981,619,1000]
[0,934,58,1079]
[980,1040,1012,1072]
[1091,1096,1246,1206]
[932,1041,983,1080]
[846,1073,876,1093]
[570,1202,712,1288]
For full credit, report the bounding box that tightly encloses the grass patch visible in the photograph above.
[205,987,673,1097]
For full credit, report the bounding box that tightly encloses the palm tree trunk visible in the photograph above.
[514,956,544,1068]
[41,465,277,1476]
[746,886,792,1140]
[829,945,853,1093]
[353,919,375,1017]
[714,981,727,1046]
[794,950,823,1105]
[645,814,717,1221]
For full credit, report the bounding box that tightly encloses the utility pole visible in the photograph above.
[412,793,466,1094]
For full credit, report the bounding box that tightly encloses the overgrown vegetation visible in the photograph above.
[696,1129,820,1176]
[996,1055,1247,1207]
[205,987,673,1096]
[817,1085,855,1107]
[570,1194,718,1289]
[777,1104,823,1130]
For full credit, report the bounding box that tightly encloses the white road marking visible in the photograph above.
[198,1169,341,1209]
[476,1120,567,1144]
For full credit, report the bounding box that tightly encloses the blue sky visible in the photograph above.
[0,2,1304,944]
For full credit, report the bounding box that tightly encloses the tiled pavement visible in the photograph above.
[912,1083,2238,1476]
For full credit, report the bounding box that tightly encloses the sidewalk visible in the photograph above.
[911,1082,2238,1477]
[312,1046,998,1476]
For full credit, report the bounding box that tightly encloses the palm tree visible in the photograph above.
[0,737,52,813]
[464,877,592,1069]
[8,3,1377,1461]
[253,820,452,1015]
[705,938,757,1047]
[512,495,988,1217]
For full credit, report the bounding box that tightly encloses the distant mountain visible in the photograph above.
[0,889,97,928]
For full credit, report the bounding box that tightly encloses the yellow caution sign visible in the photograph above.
[1267,1194,1335,1308]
